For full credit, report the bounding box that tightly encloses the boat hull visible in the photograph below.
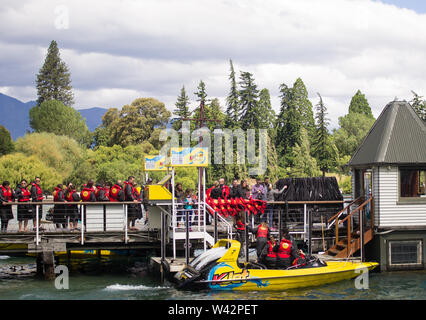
[204,261,378,291]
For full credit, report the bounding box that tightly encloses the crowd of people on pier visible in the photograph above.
[0,176,148,233]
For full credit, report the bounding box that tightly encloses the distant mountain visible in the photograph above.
[78,107,107,131]
[0,93,107,140]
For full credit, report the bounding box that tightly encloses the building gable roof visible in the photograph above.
[348,101,426,167]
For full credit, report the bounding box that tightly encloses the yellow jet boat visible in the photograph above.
[174,239,378,291]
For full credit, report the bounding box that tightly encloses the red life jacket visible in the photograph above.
[236,220,245,231]
[266,241,277,258]
[95,187,104,199]
[292,251,306,266]
[257,225,268,238]
[123,181,138,201]
[65,190,76,206]
[18,186,31,202]
[53,187,63,201]
[109,184,122,202]
[31,183,43,201]
[0,185,13,202]
[105,188,110,200]
[277,239,292,259]
[220,185,230,198]
[80,187,94,201]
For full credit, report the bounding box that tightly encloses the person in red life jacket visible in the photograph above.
[292,249,307,268]
[30,177,44,230]
[95,182,109,202]
[53,184,67,230]
[124,176,139,231]
[104,182,112,200]
[248,219,270,259]
[259,235,278,269]
[0,181,15,233]
[218,178,230,199]
[130,182,143,229]
[15,179,32,232]
[109,180,124,202]
[273,228,300,269]
[81,179,96,202]
[233,215,247,247]
[65,185,81,231]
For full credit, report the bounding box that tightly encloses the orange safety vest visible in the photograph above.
[65,190,76,206]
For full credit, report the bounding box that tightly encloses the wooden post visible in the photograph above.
[42,250,55,280]
[36,252,43,278]
[335,216,339,244]
[347,216,352,257]
[360,206,365,262]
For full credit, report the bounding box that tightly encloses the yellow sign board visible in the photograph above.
[143,155,167,171]
[170,147,208,167]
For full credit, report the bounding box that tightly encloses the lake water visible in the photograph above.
[0,254,425,300]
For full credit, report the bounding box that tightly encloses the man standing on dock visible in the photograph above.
[124,176,139,231]
[30,177,44,231]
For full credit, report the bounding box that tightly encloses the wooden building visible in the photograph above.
[348,101,426,271]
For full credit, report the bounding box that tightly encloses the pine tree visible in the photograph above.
[194,80,208,106]
[0,126,14,156]
[312,93,338,176]
[288,128,320,178]
[276,83,301,167]
[348,90,373,118]
[172,86,190,131]
[410,91,426,121]
[239,71,259,130]
[258,88,276,133]
[225,60,240,128]
[292,78,315,144]
[36,40,74,106]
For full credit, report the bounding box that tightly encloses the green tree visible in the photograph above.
[288,128,320,178]
[292,78,315,144]
[312,93,338,176]
[239,71,259,130]
[276,83,301,167]
[0,153,62,192]
[0,126,14,156]
[410,91,426,121]
[258,88,276,134]
[29,99,92,146]
[14,132,84,180]
[194,80,208,106]
[36,40,74,106]
[333,112,376,157]
[225,60,240,128]
[172,86,190,131]
[105,98,171,147]
[348,90,373,118]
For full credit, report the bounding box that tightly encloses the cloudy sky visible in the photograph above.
[0,0,425,128]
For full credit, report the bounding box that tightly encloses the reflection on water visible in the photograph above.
[0,255,425,300]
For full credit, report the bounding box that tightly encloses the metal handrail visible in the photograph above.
[327,196,364,229]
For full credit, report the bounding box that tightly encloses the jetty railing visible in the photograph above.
[0,201,147,246]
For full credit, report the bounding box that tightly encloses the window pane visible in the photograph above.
[400,170,419,197]
[390,241,421,265]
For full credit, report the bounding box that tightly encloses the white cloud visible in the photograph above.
[0,0,425,129]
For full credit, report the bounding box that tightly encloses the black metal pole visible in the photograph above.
[279,207,282,240]
[214,211,218,243]
[185,210,190,265]
[245,210,249,263]
[160,210,165,284]
[103,204,106,232]
[308,208,312,257]
[285,200,289,228]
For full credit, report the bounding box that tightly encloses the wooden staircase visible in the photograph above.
[326,197,374,259]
